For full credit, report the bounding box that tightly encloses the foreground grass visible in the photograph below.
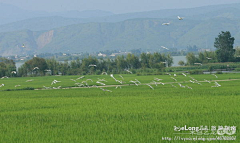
[0,74,239,142]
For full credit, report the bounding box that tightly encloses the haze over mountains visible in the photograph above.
[0,3,240,56]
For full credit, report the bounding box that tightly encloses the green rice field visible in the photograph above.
[0,73,239,142]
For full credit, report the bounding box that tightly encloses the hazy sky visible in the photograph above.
[1,0,240,13]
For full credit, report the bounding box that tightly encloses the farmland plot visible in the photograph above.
[0,73,239,142]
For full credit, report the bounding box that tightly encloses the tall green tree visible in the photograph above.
[234,46,240,62]
[46,58,59,75]
[126,54,140,69]
[214,31,235,62]
[234,46,240,57]
[116,55,127,72]
[186,53,198,65]
[18,57,48,76]
[166,54,173,67]
[0,58,16,77]
[140,53,150,69]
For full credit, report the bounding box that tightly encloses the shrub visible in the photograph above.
[189,70,203,75]
[216,71,223,74]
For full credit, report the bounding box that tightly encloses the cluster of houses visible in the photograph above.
[97,52,131,57]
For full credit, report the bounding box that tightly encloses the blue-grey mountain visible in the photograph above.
[0,3,240,56]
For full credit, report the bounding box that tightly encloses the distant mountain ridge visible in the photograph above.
[0,3,114,25]
[1,18,240,56]
[1,2,240,26]
[1,3,240,56]
[0,16,91,32]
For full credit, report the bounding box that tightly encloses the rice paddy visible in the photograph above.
[0,73,239,142]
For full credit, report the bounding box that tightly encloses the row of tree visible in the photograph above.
[184,51,217,66]
[16,53,173,77]
[1,31,239,77]
[184,31,240,65]
[0,58,16,77]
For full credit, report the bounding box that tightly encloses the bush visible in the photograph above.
[3,87,35,91]
[216,71,223,74]
[136,73,142,76]
[234,68,240,71]
[189,70,203,75]
[95,70,102,75]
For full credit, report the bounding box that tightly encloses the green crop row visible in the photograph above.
[0,73,239,142]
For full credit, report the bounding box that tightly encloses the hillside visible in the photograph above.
[1,3,240,56]
[0,17,92,33]
[1,3,240,32]
[1,17,240,56]
[0,3,114,25]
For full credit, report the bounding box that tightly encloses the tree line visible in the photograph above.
[15,53,173,77]
[1,31,239,77]
[0,58,16,77]
[184,31,240,66]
